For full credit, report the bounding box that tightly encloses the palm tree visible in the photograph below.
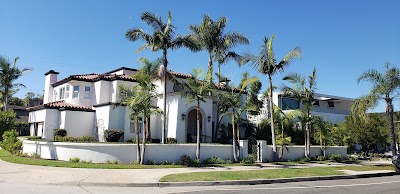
[282,68,317,157]
[313,116,330,156]
[218,74,258,162]
[240,35,302,160]
[0,56,31,110]
[354,62,400,168]
[125,11,198,144]
[273,103,301,160]
[118,57,161,164]
[173,68,213,160]
[190,15,248,82]
[118,85,143,163]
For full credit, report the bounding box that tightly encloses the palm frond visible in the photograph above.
[141,12,165,32]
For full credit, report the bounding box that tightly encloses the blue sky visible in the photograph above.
[1,0,399,112]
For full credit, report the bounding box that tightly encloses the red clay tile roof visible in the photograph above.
[167,70,193,78]
[27,100,94,112]
[52,73,136,87]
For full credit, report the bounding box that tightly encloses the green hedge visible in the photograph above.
[53,129,67,137]
[54,136,96,142]
[0,111,16,141]
[1,130,22,154]
[104,129,124,142]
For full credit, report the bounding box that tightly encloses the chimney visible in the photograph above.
[43,70,59,104]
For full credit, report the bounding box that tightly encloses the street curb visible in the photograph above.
[55,171,398,188]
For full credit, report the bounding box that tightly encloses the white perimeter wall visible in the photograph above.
[22,140,347,164]
[23,141,233,164]
[257,140,347,162]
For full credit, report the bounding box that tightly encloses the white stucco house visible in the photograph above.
[247,92,354,125]
[27,67,247,143]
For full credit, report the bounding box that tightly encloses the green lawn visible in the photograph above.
[0,149,184,169]
[159,165,395,182]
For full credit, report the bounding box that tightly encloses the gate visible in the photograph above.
[247,135,260,162]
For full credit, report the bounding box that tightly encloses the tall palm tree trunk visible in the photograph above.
[232,110,238,162]
[215,64,221,141]
[196,102,201,160]
[140,117,148,165]
[280,121,284,161]
[4,87,9,110]
[207,54,213,84]
[387,99,397,157]
[268,76,277,161]
[136,117,141,163]
[320,133,324,156]
[161,50,168,144]
[305,122,311,157]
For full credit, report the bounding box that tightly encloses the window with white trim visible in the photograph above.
[59,87,65,99]
[53,90,57,100]
[84,86,91,99]
[73,86,79,98]
[65,85,70,98]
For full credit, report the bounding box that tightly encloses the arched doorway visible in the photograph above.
[186,108,203,143]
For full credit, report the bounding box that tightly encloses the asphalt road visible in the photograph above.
[0,175,399,194]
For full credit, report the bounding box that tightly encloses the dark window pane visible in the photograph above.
[281,97,299,110]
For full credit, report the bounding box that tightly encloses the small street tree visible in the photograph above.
[118,85,143,163]
[173,68,213,160]
[218,74,258,162]
[240,35,302,160]
[118,57,161,164]
[282,68,317,157]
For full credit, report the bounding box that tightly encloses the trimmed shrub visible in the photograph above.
[180,154,192,166]
[328,154,342,162]
[225,159,232,164]
[167,138,177,144]
[146,160,157,165]
[317,155,328,161]
[53,129,67,137]
[240,154,256,164]
[299,157,311,163]
[27,136,41,140]
[69,157,80,163]
[107,160,119,164]
[54,136,96,142]
[31,153,40,158]
[204,156,225,164]
[104,129,124,142]
[0,111,16,141]
[161,160,171,165]
[1,130,22,154]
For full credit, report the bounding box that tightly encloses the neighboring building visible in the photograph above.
[27,67,247,142]
[248,92,354,125]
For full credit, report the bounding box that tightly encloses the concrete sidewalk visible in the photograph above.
[0,159,395,187]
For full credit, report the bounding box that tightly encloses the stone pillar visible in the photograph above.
[257,140,268,162]
[239,140,248,159]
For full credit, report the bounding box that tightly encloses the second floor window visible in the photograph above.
[328,101,335,108]
[65,85,70,98]
[84,86,91,99]
[59,87,65,99]
[85,86,90,99]
[73,86,79,98]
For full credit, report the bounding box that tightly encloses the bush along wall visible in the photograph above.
[104,129,124,142]
[53,129,67,137]
[0,111,16,141]
[1,130,22,154]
